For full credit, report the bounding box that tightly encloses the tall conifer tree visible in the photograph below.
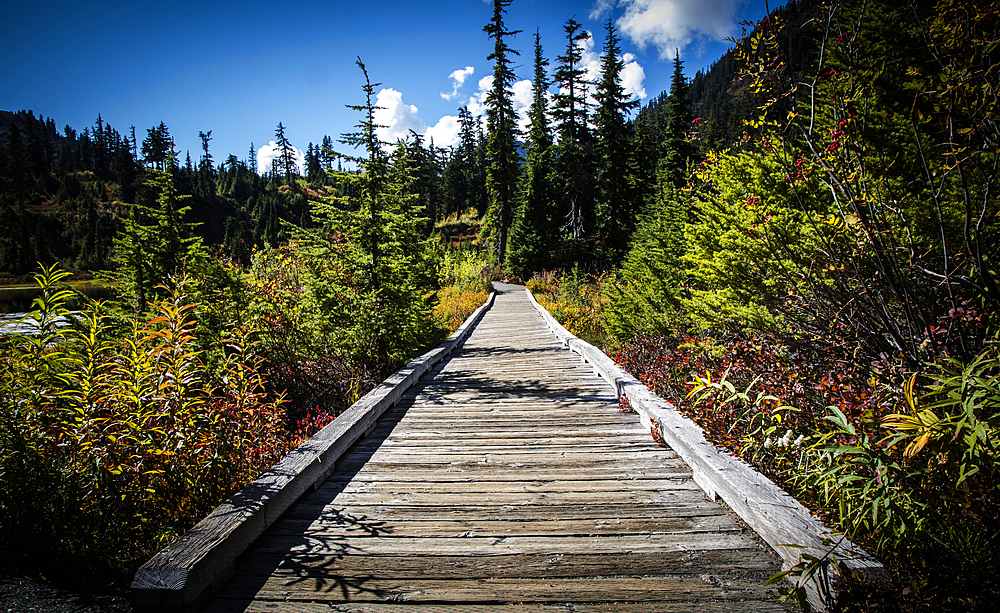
[594,18,640,265]
[274,122,297,182]
[553,19,595,244]
[507,30,556,278]
[660,50,696,187]
[141,122,172,170]
[295,58,432,367]
[482,0,521,264]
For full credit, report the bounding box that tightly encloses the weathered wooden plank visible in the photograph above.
[205,599,787,613]
[310,478,701,497]
[366,423,645,436]
[298,489,706,507]
[280,502,738,522]
[348,441,661,454]
[332,456,684,472]
[231,550,781,579]
[216,575,781,604]
[325,454,685,469]
[368,414,631,426]
[248,532,767,557]
[263,514,743,538]
[129,293,497,611]
[324,468,693,482]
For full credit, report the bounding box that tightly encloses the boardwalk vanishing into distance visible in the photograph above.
[200,287,790,612]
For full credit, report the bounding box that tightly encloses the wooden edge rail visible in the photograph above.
[523,288,885,612]
[130,291,498,612]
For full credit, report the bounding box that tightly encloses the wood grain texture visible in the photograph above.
[204,288,788,612]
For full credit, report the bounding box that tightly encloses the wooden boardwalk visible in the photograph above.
[204,288,788,612]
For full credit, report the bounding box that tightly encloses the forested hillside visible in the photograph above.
[0,108,491,279]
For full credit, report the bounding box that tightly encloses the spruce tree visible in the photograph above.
[305,143,324,183]
[274,122,297,182]
[112,170,205,310]
[594,18,640,266]
[320,135,336,171]
[602,185,687,341]
[506,30,556,278]
[553,19,596,246]
[295,57,433,368]
[482,0,521,265]
[198,130,214,174]
[660,50,696,187]
[141,122,172,170]
[444,106,480,217]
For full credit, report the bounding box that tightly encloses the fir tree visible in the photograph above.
[198,130,214,174]
[274,122,297,182]
[660,50,696,187]
[305,143,324,183]
[553,19,596,246]
[507,30,557,278]
[482,0,521,265]
[594,18,640,266]
[141,122,172,170]
[298,58,434,367]
[112,170,205,310]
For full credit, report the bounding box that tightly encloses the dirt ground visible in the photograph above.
[0,571,130,613]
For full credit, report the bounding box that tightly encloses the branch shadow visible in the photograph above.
[223,396,416,604]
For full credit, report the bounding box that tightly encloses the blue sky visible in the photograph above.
[1,0,773,172]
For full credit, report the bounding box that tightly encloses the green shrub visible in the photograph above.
[0,265,288,583]
[438,248,493,294]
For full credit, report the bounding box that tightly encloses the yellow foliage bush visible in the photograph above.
[434,286,489,333]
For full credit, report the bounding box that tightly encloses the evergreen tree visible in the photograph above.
[553,19,596,247]
[198,130,214,174]
[603,184,687,341]
[396,132,442,231]
[305,143,324,183]
[443,106,481,217]
[298,58,434,367]
[320,135,336,170]
[660,50,696,187]
[594,18,640,265]
[112,170,205,309]
[141,122,172,170]
[274,122,297,182]
[506,30,557,278]
[482,0,521,265]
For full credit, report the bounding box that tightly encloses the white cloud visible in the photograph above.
[580,32,603,109]
[361,72,549,153]
[511,78,534,133]
[425,115,462,149]
[366,88,464,150]
[374,88,427,144]
[615,0,740,59]
[621,53,647,101]
[590,0,616,19]
[467,75,493,119]
[441,66,475,101]
[257,141,305,175]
